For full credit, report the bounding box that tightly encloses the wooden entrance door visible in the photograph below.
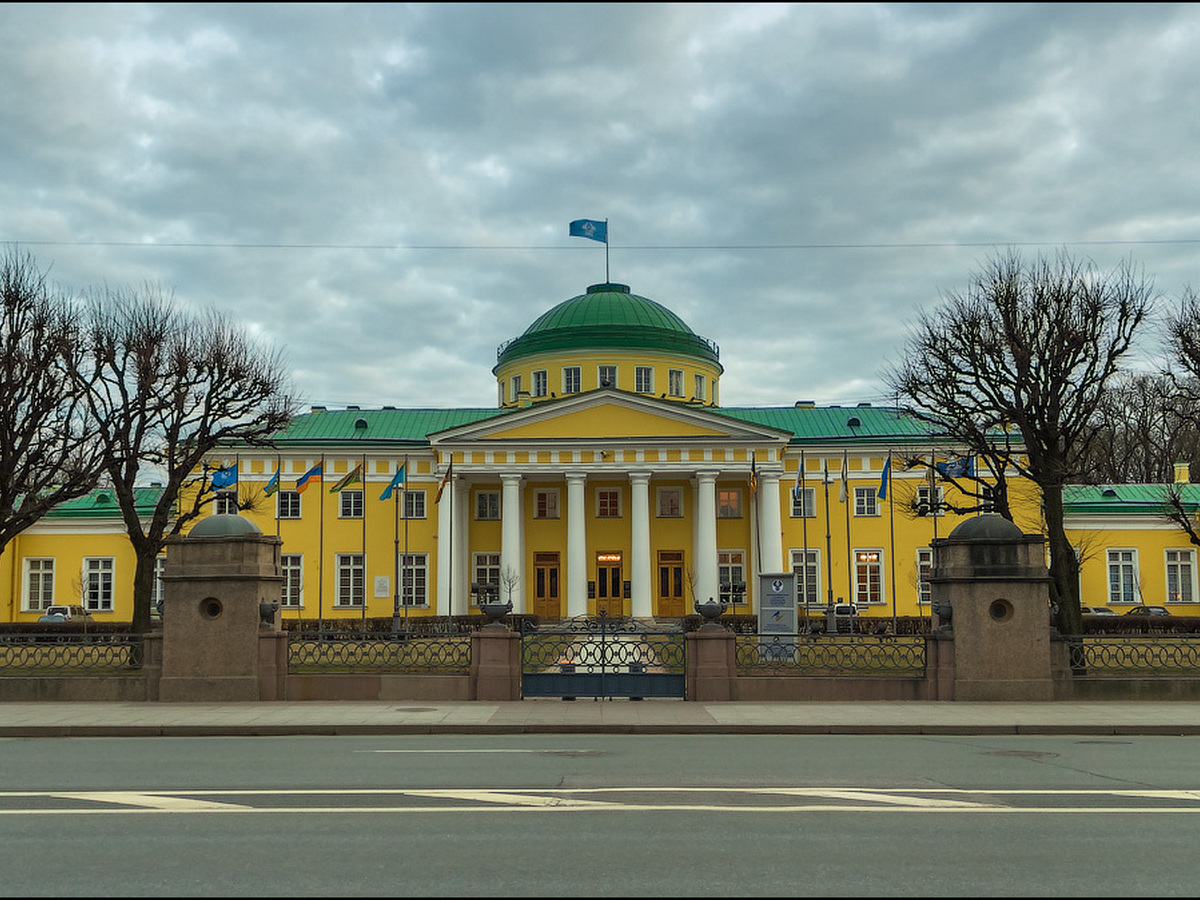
[657,551,686,618]
[595,552,624,618]
[532,552,560,620]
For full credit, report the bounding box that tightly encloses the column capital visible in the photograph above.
[565,472,588,484]
[628,470,653,484]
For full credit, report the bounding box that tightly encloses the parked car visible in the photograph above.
[1123,605,1171,616]
[42,605,91,621]
[1081,606,1119,616]
[36,613,67,623]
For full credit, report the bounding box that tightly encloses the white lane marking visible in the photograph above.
[403,790,623,808]
[759,788,990,808]
[360,749,591,753]
[47,791,251,811]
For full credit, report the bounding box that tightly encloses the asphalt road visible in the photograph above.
[1,733,1196,896]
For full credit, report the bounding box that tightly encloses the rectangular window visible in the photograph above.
[854,487,879,517]
[511,374,522,399]
[399,553,428,607]
[82,557,114,612]
[694,373,705,401]
[717,489,742,518]
[403,491,426,520]
[598,365,617,388]
[498,381,505,406]
[1166,549,1196,603]
[668,369,684,397]
[597,488,621,518]
[473,553,501,605]
[917,548,933,605]
[657,487,682,518]
[854,549,883,605]
[214,490,238,515]
[635,366,653,393]
[335,553,364,607]
[476,491,500,520]
[535,490,559,519]
[23,558,54,611]
[791,486,816,518]
[532,370,548,397]
[718,550,746,605]
[281,554,303,608]
[151,556,166,612]
[916,485,944,517]
[791,549,820,607]
[339,489,363,519]
[1107,549,1139,604]
[277,490,301,519]
[563,366,581,394]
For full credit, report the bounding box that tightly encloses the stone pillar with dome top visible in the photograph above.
[158,513,285,701]
[928,514,1056,701]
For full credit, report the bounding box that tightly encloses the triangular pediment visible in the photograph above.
[429,389,790,445]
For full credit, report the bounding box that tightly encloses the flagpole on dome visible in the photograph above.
[605,218,610,282]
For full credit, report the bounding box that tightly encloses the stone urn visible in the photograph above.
[480,600,513,629]
[694,597,729,631]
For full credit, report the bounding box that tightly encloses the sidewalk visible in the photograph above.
[4,699,1200,736]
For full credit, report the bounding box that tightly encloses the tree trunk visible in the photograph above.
[1042,482,1082,635]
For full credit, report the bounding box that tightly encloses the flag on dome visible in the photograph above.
[569,219,607,243]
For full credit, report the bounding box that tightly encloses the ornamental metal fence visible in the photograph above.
[734,634,927,676]
[1066,635,1200,675]
[520,615,687,699]
[0,632,144,673]
[286,630,472,674]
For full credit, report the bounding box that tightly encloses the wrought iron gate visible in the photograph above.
[520,614,686,699]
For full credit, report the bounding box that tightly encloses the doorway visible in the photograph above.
[532,552,560,620]
[595,552,624,618]
[657,550,686,617]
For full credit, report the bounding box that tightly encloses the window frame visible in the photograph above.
[853,548,884,606]
[399,553,429,607]
[475,490,500,521]
[277,490,301,519]
[532,369,548,397]
[403,490,426,520]
[717,488,742,519]
[534,489,560,519]
[668,369,684,397]
[473,552,501,606]
[598,364,617,389]
[22,557,55,612]
[338,488,364,519]
[791,548,821,608]
[791,486,816,518]
[1107,548,1140,605]
[718,549,746,605]
[562,366,581,394]
[657,487,683,518]
[853,486,879,517]
[635,366,653,393]
[1166,548,1197,603]
[334,553,365,608]
[596,487,621,518]
[81,557,115,612]
[214,489,238,515]
[916,547,933,605]
[281,553,304,608]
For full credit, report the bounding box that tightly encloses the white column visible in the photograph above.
[566,473,588,617]
[435,471,456,616]
[500,474,523,613]
[629,471,653,618]
[758,471,784,576]
[453,477,469,616]
[694,470,719,608]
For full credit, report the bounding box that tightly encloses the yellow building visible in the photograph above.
[5,281,1198,623]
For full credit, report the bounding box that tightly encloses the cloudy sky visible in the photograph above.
[4,3,1199,412]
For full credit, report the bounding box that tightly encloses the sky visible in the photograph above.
[4,3,1200,413]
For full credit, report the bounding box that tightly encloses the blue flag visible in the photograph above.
[211,464,237,489]
[569,219,607,243]
[264,470,280,497]
[380,465,406,501]
[936,456,974,479]
[877,457,890,500]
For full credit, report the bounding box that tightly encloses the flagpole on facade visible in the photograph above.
[843,448,852,604]
[392,467,401,633]
[930,446,939,542]
[360,453,367,634]
[751,451,761,576]
[887,450,897,633]
[318,454,325,633]
[403,456,410,631]
[823,460,834,608]
[605,219,610,282]
[800,450,809,629]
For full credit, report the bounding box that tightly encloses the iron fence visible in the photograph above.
[287,631,472,673]
[1067,635,1200,674]
[0,632,144,673]
[735,634,927,676]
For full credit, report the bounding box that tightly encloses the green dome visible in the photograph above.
[495,283,721,370]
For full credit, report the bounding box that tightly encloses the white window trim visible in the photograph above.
[596,487,622,518]
[334,553,365,608]
[1165,548,1197,604]
[791,548,821,608]
[657,486,683,518]
[853,486,879,517]
[532,369,548,397]
[853,548,885,606]
[791,486,816,518]
[81,557,115,612]
[1106,547,1140,605]
[534,489,560,519]
[562,366,581,394]
[281,554,304,608]
[338,488,364,519]
[22,557,55,612]
[916,547,933,605]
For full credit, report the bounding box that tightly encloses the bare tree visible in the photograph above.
[81,284,299,632]
[884,250,1153,636]
[0,247,105,555]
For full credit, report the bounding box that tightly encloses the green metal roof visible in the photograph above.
[1064,483,1200,515]
[712,404,943,445]
[45,486,164,519]
[495,283,722,369]
[267,406,510,446]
